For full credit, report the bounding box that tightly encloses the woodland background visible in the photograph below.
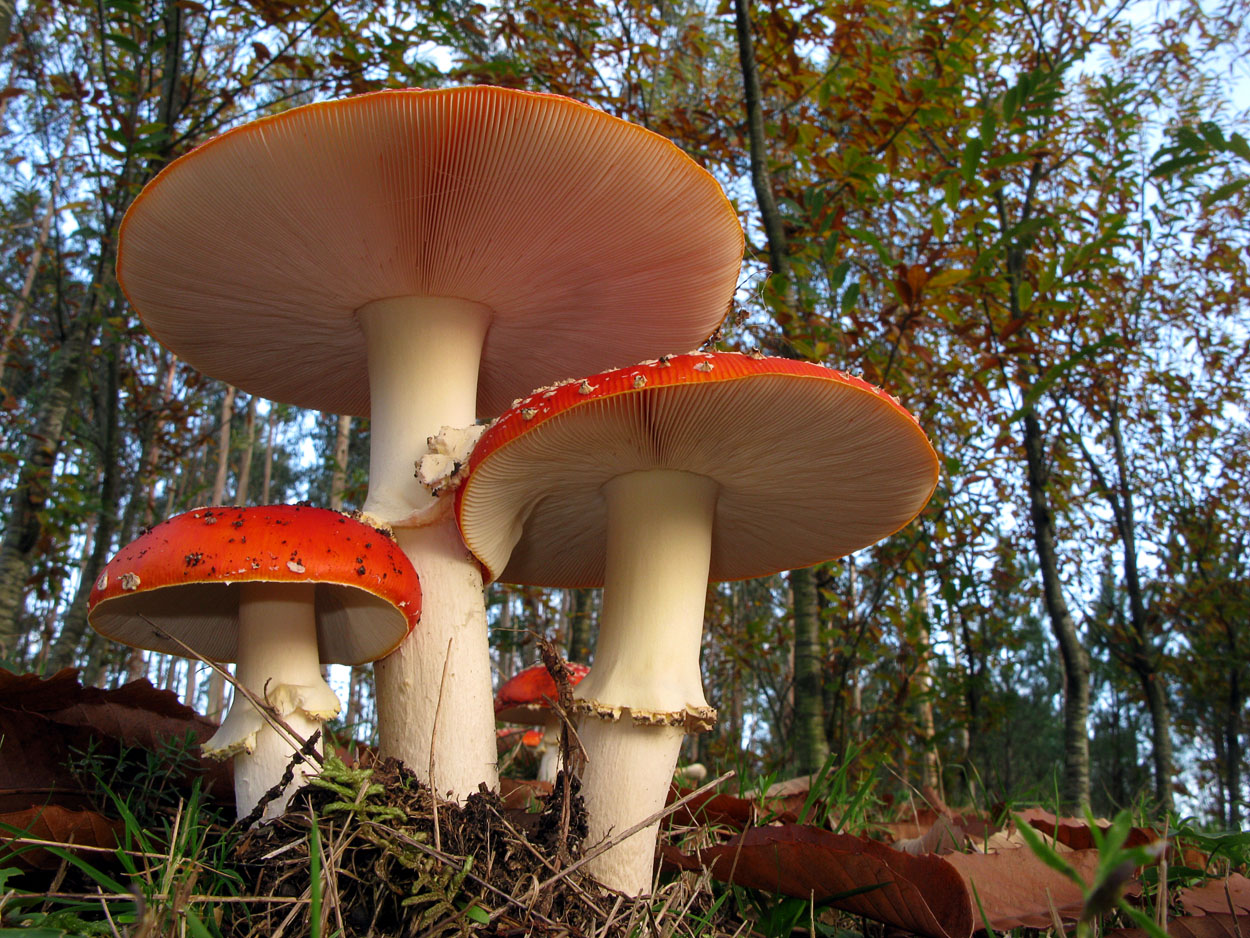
[0,0,1246,828]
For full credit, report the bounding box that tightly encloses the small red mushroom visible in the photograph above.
[88,505,420,821]
[494,662,590,782]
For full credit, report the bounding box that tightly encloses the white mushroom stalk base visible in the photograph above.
[537,720,562,783]
[574,469,719,895]
[578,718,685,895]
[201,582,341,822]
[359,296,500,800]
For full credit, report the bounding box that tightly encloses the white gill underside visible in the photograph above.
[357,296,499,799]
[201,582,341,821]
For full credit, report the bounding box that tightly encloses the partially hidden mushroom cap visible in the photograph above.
[457,352,940,586]
[88,505,421,664]
[494,662,591,724]
[117,86,745,418]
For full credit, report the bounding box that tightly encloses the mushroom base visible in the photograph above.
[577,713,686,896]
[233,712,325,822]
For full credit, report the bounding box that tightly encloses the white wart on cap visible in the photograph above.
[457,351,939,894]
[116,86,744,798]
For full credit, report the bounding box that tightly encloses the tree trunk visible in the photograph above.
[329,413,351,511]
[735,0,827,771]
[567,588,594,663]
[211,385,235,507]
[1107,403,1173,810]
[0,119,76,390]
[0,310,98,658]
[234,395,257,506]
[261,405,276,503]
[50,330,124,672]
[1225,667,1243,827]
[791,567,829,774]
[1022,409,1090,808]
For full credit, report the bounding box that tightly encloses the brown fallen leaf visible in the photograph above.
[0,804,124,870]
[500,777,552,810]
[663,823,974,938]
[1107,913,1250,938]
[666,785,797,830]
[892,814,968,856]
[1015,806,1157,851]
[946,844,1128,929]
[0,668,230,811]
[1180,874,1250,916]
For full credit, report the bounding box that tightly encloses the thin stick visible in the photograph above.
[430,636,454,852]
[533,770,736,895]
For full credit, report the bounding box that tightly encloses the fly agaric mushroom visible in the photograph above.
[456,352,939,894]
[495,662,590,782]
[115,87,743,799]
[87,505,420,820]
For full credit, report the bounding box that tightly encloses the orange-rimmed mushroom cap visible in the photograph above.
[495,662,591,724]
[117,86,745,417]
[88,505,421,665]
[456,351,940,586]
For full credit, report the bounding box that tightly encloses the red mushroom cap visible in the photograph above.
[494,662,591,724]
[457,351,939,586]
[117,86,744,418]
[88,505,421,665]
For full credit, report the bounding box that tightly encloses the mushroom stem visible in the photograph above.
[574,469,718,894]
[375,521,499,798]
[358,296,500,799]
[537,719,561,783]
[203,582,340,821]
[358,296,490,522]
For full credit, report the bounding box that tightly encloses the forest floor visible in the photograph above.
[2,668,1249,937]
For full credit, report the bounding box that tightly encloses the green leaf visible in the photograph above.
[106,31,142,55]
[184,909,216,938]
[1002,86,1019,122]
[841,281,860,312]
[1201,177,1249,207]
[961,136,984,184]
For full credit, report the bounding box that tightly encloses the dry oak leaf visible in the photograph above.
[663,824,974,938]
[1108,913,1250,938]
[0,803,124,870]
[1179,874,1250,916]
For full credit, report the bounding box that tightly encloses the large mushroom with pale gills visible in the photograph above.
[456,351,939,894]
[115,86,744,799]
[87,505,420,820]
